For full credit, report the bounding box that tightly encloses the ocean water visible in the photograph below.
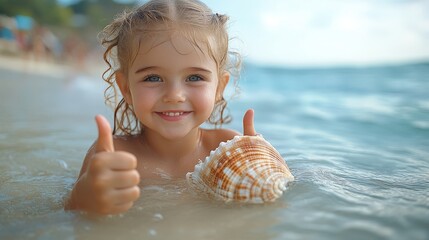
[0,62,428,239]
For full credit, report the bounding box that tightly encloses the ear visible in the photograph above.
[216,71,230,102]
[115,71,132,104]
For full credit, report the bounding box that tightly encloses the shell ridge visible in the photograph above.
[186,135,294,204]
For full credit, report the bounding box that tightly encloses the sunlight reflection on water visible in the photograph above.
[1,63,429,239]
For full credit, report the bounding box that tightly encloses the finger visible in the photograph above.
[106,151,138,170]
[243,109,257,136]
[94,151,137,171]
[95,115,114,153]
[109,170,140,189]
[111,186,141,205]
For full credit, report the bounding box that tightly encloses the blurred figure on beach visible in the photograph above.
[0,13,74,58]
[0,0,138,79]
[0,15,18,55]
[1,14,63,61]
[31,25,63,62]
[0,13,96,84]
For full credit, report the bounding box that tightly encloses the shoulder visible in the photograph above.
[112,134,140,152]
[201,128,240,150]
[203,128,240,141]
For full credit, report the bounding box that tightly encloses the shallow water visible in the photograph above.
[0,62,428,239]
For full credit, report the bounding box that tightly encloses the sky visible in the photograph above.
[203,0,429,67]
[59,0,429,67]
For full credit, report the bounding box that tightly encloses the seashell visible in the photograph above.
[186,135,294,203]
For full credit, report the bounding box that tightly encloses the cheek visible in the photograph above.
[130,87,156,112]
[191,87,217,112]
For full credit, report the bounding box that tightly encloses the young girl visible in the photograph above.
[65,0,257,215]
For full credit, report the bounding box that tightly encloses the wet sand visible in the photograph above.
[0,54,105,79]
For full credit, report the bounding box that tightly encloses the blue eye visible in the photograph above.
[187,75,203,82]
[144,75,161,82]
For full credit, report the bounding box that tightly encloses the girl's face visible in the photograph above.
[118,35,228,139]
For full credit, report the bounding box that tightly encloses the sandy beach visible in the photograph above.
[0,54,105,79]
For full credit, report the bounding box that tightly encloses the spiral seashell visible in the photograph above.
[186,135,294,203]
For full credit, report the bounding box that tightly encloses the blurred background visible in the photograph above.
[0,0,428,68]
[0,0,137,74]
[1,1,429,239]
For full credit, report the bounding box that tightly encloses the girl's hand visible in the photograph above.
[71,115,141,215]
[243,109,257,136]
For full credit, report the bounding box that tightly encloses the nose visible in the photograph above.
[163,81,186,103]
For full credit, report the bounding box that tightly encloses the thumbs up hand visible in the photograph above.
[243,109,257,136]
[70,115,140,215]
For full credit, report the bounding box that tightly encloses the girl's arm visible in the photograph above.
[64,115,141,215]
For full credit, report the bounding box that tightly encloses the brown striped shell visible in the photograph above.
[186,135,294,203]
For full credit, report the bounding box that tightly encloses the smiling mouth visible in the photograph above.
[156,111,192,120]
[160,112,186,117]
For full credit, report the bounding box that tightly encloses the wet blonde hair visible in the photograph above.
[99,0,241,135]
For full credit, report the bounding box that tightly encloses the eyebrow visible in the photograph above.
[135,66,212,74]
[135,66,159,74]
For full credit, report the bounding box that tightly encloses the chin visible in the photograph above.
[160,131,190,140]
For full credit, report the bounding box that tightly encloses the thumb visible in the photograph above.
[94,115,115,153]
[243,109,257,136]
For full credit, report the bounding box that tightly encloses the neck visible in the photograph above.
[140,127,202,162]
